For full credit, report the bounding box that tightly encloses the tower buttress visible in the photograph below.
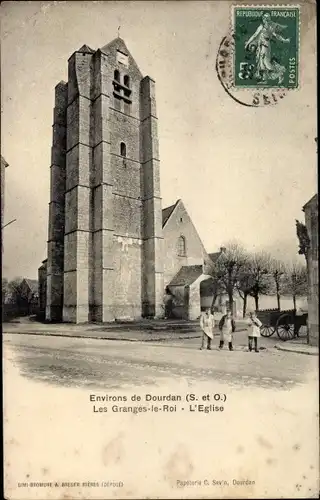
[140,76,164,317]
[46,81,67,322]
[90,50,114,322]
[63,50,93,323]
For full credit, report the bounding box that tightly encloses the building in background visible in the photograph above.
[303,194,318,346]
[2,277,39,321]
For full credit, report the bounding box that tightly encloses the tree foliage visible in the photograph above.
[237,252,273,315]
[295,220,310,262]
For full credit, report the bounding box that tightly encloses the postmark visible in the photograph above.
[232,5,300,89]
[216,32,287,107]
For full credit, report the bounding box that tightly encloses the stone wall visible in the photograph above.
[304,195,319,346]
[46,82,67,322]
[38,260,47,318]
[45,39,164,323]
[163,200,206,287]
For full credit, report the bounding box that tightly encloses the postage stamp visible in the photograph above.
[232,5,300,89]
[216,32,287,107]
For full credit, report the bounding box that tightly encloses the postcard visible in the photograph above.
[1,0,318,498]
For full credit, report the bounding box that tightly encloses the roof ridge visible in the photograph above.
[162,199,180,228]
[77,44,95,54]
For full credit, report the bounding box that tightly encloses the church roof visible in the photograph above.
[101,37,126,53]
[303,194,318,211]
[162,200,180,227]
[77,44,95,54]
[169,265,203,287]
[100,37,143,79]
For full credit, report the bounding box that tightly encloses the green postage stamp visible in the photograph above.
[232,5,300,89]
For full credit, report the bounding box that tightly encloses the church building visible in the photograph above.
[39,38,226,323]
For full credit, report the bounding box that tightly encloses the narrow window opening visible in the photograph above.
[114,69,120,82]
[124,75,130,87]
[120,142,126,157]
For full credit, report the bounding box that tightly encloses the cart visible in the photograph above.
[256,308,308,341]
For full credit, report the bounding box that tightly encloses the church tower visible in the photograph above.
[46,38,164,323]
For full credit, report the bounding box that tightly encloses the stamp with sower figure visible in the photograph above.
[233,5,300,89]
[216,5,300,107]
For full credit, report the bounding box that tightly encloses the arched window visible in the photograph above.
[124,75,130,87]
[123,75,131,110]
[114,69,120,82]
[120,142,126,157]
[177,236,186,257]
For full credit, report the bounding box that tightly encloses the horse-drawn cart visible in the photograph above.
[256,308,308,341]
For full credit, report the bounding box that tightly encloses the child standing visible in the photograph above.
[200,308,215,350]
[247,311,262,352]
[218,310,236,351]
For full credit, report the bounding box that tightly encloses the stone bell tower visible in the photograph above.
[45,38,164,323]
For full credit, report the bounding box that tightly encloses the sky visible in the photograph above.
[1,0,317,280]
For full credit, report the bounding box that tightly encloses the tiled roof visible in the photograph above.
[169,265,203,287]
[24,279,38,293]
[162,200,180,227]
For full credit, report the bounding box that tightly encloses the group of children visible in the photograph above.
[199,308,262,352]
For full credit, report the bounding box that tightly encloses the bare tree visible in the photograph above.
[210,242,247,312]
[209,280,225,313]
[5,277,24,307]
[203,256,224,312]
[283,262,308,310]
[236,263,253,318]
[237,252,273,316]
[270,260,286,310]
